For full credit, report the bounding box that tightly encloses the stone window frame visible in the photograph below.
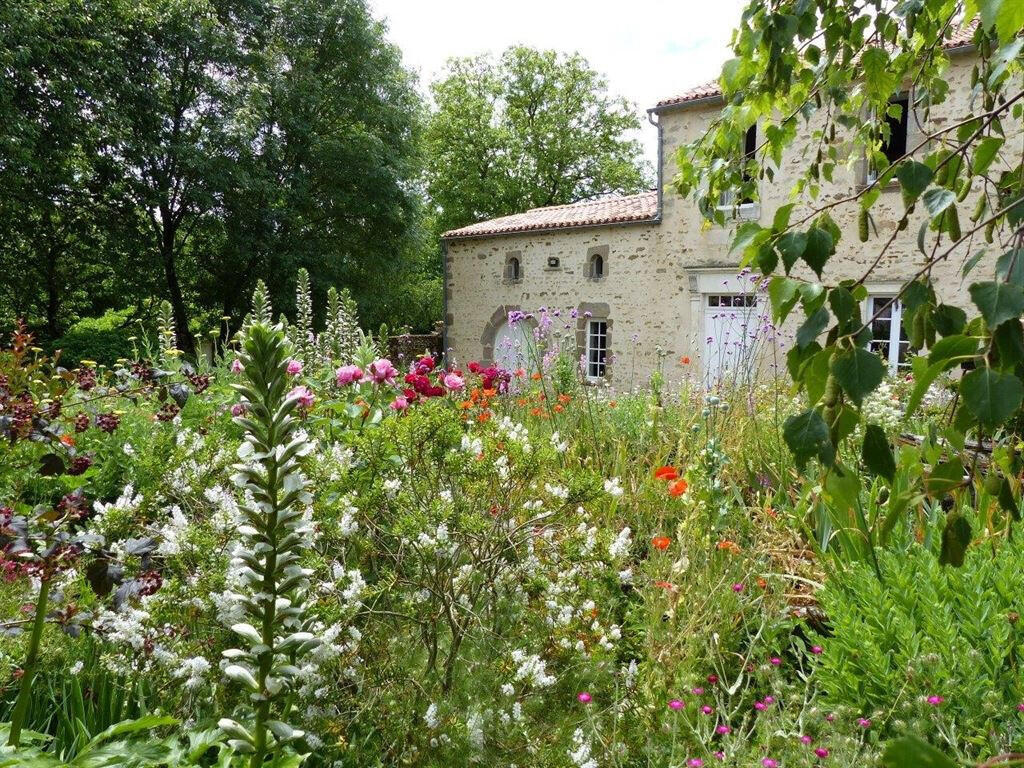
[575,302,612,383]
[860,89,917,189]
[480,304,534,367]
[586,245,608,281]
[503,251,523,284]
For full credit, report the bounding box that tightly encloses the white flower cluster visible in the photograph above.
[510,649,555,688]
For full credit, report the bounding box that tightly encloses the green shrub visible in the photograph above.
[50,310,143,367]
[815,541,1024,759]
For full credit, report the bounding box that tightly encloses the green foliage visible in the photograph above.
[425,46,651,236]
[815,542,1024,759]
[50,310,141,368]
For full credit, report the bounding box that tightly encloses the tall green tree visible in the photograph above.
[425,47,652,235]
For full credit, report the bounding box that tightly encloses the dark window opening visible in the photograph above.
[591,253,604,279]
[505,256,521,281]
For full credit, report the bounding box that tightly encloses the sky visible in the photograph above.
[367,0,748,171]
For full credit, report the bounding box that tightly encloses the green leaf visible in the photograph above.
[997,477,1021,521]
[926,460,965,496]
[973,136,1004,176]
[802,227,834,277]
[993,320,1024,367]
[777,231,807,272]
[772,202,795,232]
[828,286,858,330]
[756,243,779,274]
[896,160,933,201]
[960,367,1024,428]
[862,424,896,481]
[939,511,972,567]
[922,188,955,219]
[796,307,830,349]
[783,409,833,469]
[768,276,800,323]
[730,220,764,255]
[995,248,1024,286]
[969,281,1024,329]
[926,334,979,368]
[931,304,967,336]
[882,735,958,768]
[996,0,1024,43]
[805,348,833,405]
[831,346,885,405]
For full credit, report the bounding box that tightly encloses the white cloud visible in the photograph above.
[369,0,747,169]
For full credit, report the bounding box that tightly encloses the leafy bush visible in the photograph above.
[815,541,1024,759]
[50,310,143,367]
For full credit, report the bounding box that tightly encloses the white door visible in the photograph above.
[492,320,526,371]
[702,293,763,387]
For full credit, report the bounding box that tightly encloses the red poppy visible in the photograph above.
[653,580,676,591]
[668,479,689,497]
[680,356,691,365]
[651,536,671,550]
[654,466,679,481]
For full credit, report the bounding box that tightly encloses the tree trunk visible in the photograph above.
[160,210,196,357]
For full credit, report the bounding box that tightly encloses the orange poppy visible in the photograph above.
[757,578,768,589]
[717,539,741,554]
[654,466,679,481]
[668,479,689,497]
[458,400,473,410]
[515,368,526,378]
[516,397,529,407]
[653,580,677,592]
[477,411,491,423]
[679,356,691,365]
[554,404,564,413]
[530,407,542,417]
[557,393,571,404]
[60,434,75,447]
[608,400,617,408]
[531,372,542,381]
[651,536,671,550]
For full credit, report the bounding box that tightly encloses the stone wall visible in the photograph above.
[445,50,1016,388]
[388,324,444,366]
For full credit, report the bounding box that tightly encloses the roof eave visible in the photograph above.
[441,215,659,242]
[648,93,725,115]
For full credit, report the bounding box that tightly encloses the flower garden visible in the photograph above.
[1,276,1022,768]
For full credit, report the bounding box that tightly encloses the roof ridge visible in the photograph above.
[526,190,656,213]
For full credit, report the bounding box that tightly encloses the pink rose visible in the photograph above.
[443,372,465,391]
[286,359,303,376]
[230,358,244,374]
[335,365,363,386]
[288,385,315,410]
[368,358,398,385]
[389,396,409,411]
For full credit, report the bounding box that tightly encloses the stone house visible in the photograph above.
[441,26,998,389]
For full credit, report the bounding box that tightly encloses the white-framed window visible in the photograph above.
[867,295,909,372]
[707,293,757,308]
[586,319,608,380]
[504,255,521,281]
[718,124,758,217]
[866,94,910,184]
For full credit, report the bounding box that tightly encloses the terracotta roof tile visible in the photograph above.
[652,20,979,111]
[441,191,658,239]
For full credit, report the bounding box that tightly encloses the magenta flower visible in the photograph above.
[368,358,399,385]
[443,372,465,391]
[230,358,244,374]
[800,735,812,745]
[825,713,836,723]
[701,705,714,715]
[668,699,684,710]
[811,645,823,655]
[762,759,778,768]
[716,725,731,735]
[927,695,945,706]
[389,396,409,411]
[230,403,247,417]
[288,385,315,409]
[286,359,302,376]
[707,674,719,684]
[763,696,775,705]
[732,582,744,593]
[692,687,705,695]
[857,718,871,728]
[754,700,767,711]
[688,759,703,768]
[1018,703,1024,712]
[814,748,829,758]
[714,752,725,761]
[577,692,592,704]
[335,364,363,386]
[770,657,782,666]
